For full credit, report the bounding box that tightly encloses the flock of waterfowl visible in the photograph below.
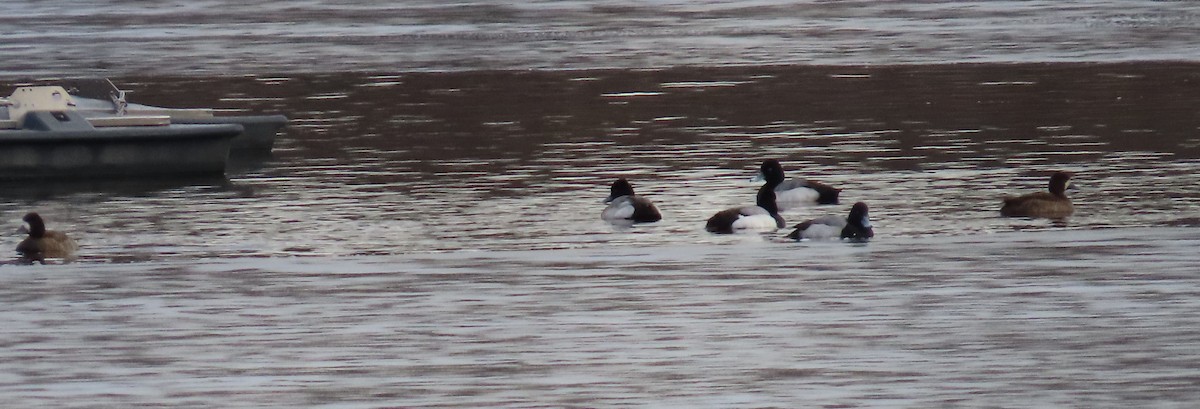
[602,159,1075,241]
[13,159,1074,263]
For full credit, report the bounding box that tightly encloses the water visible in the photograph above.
[3,229,1199,407]
[2,1,1200,407]
[2,1,1199,76]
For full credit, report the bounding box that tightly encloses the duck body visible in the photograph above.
[1000,192,1074,219]
[602,178,661,223]
[752,159,840,210]
[787,215,849,240]
[16,212,78,260]
[774,179,841,208]
[787,202,874,241]
[1000,171,1074,219]
[705,205,786,234]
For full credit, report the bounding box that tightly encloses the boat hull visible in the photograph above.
[171,114,287,154]
[0,123,242,179]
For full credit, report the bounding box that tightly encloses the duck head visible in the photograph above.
[840,202,874,240]
[1048,171,1074,197]
[754,159,786,187]
[22,212,46,238]
[605,178,636,203]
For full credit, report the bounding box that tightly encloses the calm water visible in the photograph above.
[2,1,1200,407]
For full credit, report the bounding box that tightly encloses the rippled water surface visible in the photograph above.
[2,0,1199,75]
[3,230,1200,407]
[2,1,1200,407]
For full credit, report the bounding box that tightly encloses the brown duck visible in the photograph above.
[16,212,78,260]
[1000,171,1074,219]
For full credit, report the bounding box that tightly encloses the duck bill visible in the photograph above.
[861,216,875,238]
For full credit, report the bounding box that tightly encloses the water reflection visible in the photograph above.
[0,176,235,200]
[2,62,1199,260]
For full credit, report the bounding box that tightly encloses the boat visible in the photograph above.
[0,85,244,180]
[60,78,287,154]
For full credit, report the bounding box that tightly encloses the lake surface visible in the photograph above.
[2,1,1200,407]
[1,0,1199,75]
[2,229,1200,407]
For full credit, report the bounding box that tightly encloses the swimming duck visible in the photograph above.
[1000,171,1074,219]
[786,202,874,241]
[601,178,662,223]
[706,166,786,234]
[752,159,840,209]
[16,212,78,260]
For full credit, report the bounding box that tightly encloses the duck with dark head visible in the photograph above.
[16,212,78,262]
[1000,171,1074,219]
[787,202,874,242]
[601,178,662,224]
[753,159,841,209]
[706,161,786,234]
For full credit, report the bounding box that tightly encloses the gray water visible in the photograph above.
[2,1,1200,407]
[2,229,1199,408]
[1,0,1199,76]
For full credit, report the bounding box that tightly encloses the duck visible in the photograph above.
[1000,171,1074,219]
[752,159,840,210]
[706,165,786,234]
[16,212,78,260]
[786,202,874,241]
[601,178,662,223]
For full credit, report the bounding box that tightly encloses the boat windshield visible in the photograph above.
[58,78,122,101]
